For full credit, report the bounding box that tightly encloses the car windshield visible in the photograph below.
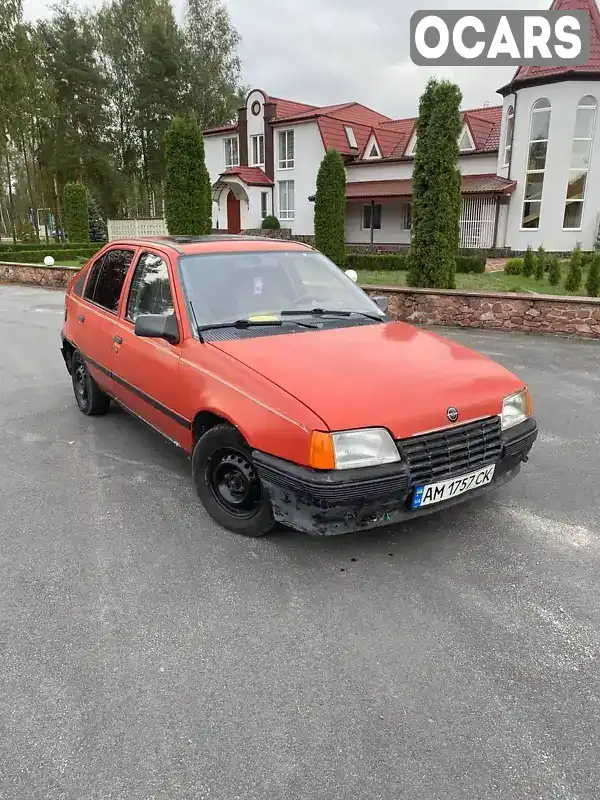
[178,250,384,329]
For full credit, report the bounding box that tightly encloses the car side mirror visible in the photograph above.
[134,313,180,344]
[371,295,389,314]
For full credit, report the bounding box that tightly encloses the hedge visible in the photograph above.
[505,258,524,275]
[0,242,101,251]
[346,253,409,271]
[0,248,99,264]
[455,254,486,274]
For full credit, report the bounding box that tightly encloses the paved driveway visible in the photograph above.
[1,285,599,800]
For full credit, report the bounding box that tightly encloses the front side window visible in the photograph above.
[522,98,551,230]
[563,95,597,230]
[278,130,294,169]
[84,248,134,313]
[179,250,383,330]
[402,202,412,231]
[224,137,239,169]
[251,134,265,166]
[363,204,382,230]
[127,252,174,322]
[278,180,294,220]
[503,105,514,167]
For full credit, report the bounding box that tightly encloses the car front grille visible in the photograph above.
[397,416,503,488]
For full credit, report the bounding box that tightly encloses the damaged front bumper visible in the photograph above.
[253,418,538,535]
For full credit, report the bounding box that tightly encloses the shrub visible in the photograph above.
[314,149,347,267]
[586,253,600,297]
[346,252,409,271]
[0,247,99,264]
[455,254,486,274]
[408,78,462,289]
[0,242,89,251]
[522,245,535,277]
[17,219,37,243]
[565,244,583,291]
[535,245,546,280]
[547,257,561,286]
[261,215,280,230]
[63,182,91,243]
[504,258,523,275]
[165,116,211,236]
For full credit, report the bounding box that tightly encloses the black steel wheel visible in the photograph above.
[71,351,111,416]
[192,424,275,536]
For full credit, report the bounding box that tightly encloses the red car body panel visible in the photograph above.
[62,238,526,467]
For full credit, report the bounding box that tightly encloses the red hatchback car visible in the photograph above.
[61,236,537,536]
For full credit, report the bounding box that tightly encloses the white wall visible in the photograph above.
[273,122,324,235]
[346,200,411,245]
[505,79,600,251]
[246,89,267,161]
[346,153,498,185]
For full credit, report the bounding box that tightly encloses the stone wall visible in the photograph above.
[364,285,600,339]
[0,262,78,288]
[243,228,292,240]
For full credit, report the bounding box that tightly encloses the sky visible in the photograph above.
[24,0,551,117]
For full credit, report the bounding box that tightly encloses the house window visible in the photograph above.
[224,137,239,169]
[522,98,551,230]
[458,127,474,151]
[503,105,514,167]
[345,126,358,149]
[563,95,597,230]
[261,191,269,219]
[278,130,294,169]
[365,137,381,159]
[407,133,417,156]
[278,180,294,220]
[251,134,264,167]
[402,202,412,231]
[363,204,382,230]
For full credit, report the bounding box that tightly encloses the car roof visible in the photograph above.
[107,235,314,255]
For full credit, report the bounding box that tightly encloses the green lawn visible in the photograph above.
[48,260,83,268]
[357,268,591,297]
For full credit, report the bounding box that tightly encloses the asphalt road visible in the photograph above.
[1,284,600,800]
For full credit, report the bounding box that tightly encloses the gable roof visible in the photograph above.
[220,166,273,186]
[499,0,600,94]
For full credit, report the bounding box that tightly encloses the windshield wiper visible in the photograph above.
[197,318,318,333]
[280,308,384,322]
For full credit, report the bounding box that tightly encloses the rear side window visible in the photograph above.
[72,264,90,297]
[127,252,174,322]
[84,248,134,313]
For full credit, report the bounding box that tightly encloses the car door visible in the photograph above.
[73,247,137,394]
[111,249,189,448]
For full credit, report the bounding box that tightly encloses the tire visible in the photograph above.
[71,350,111,416]
[192,423,275,537]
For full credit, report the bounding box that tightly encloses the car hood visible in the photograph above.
[209,322,525,438]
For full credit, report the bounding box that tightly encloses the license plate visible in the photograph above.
[412,464,496,509]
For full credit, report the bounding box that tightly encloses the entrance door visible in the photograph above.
[227,191,241,234]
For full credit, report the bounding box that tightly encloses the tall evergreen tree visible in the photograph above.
[314,149,347,267]
[183,0,246,128]
[64,182,91,243]
[408,79,462,289]
[164,116,210,235]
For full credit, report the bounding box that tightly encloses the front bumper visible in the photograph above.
[253,418,537,535]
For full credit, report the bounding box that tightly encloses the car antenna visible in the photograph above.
[189,300,204,342]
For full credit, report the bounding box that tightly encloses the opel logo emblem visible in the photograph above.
[447,407,459,423]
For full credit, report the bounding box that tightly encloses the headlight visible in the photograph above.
[332,428,400,470]
[501,389,532,430]
[309,428,400,470]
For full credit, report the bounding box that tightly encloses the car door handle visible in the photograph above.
[77,314,85,323]
[113,335,123,345]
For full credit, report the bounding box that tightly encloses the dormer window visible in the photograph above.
[406,131,417,156]
[345,126,358,149]
[364,134,381,160]
[458,126,475,152]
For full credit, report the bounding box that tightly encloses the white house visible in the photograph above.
[204,0,600,252]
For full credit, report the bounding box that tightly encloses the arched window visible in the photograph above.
[522,98,551,230]
[503,105,514,167]
[563,95,597,230]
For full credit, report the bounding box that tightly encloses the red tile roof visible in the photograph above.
[500,0,600,93]
[267,95,317,118]
[220,167,273,186]
[346,174,516,199]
